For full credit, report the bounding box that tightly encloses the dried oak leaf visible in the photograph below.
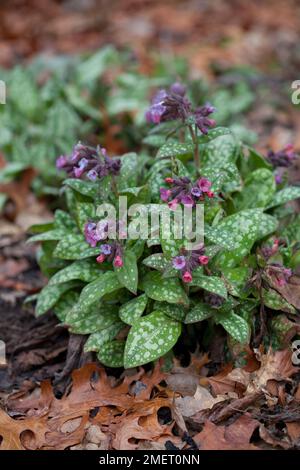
[246,348,298,395]
[175,385,227,418]
[193,414,259,450]
[200,364,246,396]
[166,352,210,396]
[5,362,171,450]
[113,398,174,450]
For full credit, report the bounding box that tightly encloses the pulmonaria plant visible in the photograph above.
[29,82,300,370]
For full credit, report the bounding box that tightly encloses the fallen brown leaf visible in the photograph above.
[193,414,259,450]
[175,385,227,418]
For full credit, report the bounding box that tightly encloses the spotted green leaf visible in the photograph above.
[201,133,239,167]
[216,310,250,343]
[36,280,79,316]
[28,229,67,243]
[118,153,138,189]
[262,288,296,314]
[206,209,277,251]
[157,142,193,160]
[75,271,121,313]
[66,304,119,334]
[185,302,214,323]
[115,250,138,294]
[202,162,241,193]
[53,234,99,260]
[198,127,231,143]
[97,340,125,368]
[160,236,185,259]
[124,311,182,368]
[191,275,227,299]
[267,186,300,209]
[54,209,77,231]
[76,202,95,231]
[49,259,103,285]
[53,291,80,321]
[153,301,186,321]
[84,322,124,352]
[142,253,168,271]
[143,271,189,306]
[235,168,275,210]
[119,294,148,325]
[222,267,251,298]
[64,178,98,198]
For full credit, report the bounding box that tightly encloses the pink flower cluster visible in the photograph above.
[145,82,216,135]
[172,246,209,283]
[160,176,214,209]
[84,221,123,268]
[96,242,123,268]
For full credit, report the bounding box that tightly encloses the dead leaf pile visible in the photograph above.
[1,347,300,450]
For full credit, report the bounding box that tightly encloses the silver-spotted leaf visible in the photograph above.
[262,288,296,314]
[53,291,80,322]
[157,142,193,160]
[185,302,214,323]
[215,311,250,343]
[36,280,78,316]
[75,271,121,313]
[143,271,189,306]
[67,304,119,334]
[49,259,104,285]
[64,178,98,198]
[142,253,168,271]
[191,274,227,299]
[97,340,125,368]
[267,186,300,209]
[215,311,251,344]
[84,322,124,352]
[153,301,186,321]
[53,234,99,260]
[124,311,181,368]
[235,168,275,210]
[115,250,138,294]
[28,229,67,243]
[119,294,148,325]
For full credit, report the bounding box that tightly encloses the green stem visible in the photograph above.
[188,124,200,171]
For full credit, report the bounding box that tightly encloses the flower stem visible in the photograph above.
[188,124,200,171]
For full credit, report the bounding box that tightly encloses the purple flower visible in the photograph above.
[172,256,186,270]
[145,90,168,124]
[267,144,297,168]
[197,177,212,192]
[181,194,194,207]
[170,82,186,96]
[87,169,98,181]
[100,244,112,255]
[56,143,121,181]
[194,104,216,135]
[95,220,108,241]
[145,85,191,124]
[160,187,171,202]
[56,155,68,169]
[191,187,202,198]
[84,222,98,247]
[74,158,89,178]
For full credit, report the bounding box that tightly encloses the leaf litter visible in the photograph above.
[0,347,299,450]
